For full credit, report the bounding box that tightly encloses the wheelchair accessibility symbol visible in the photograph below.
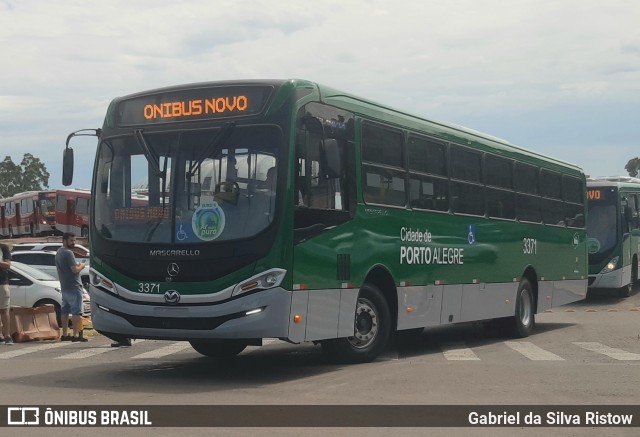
[468,224,477,245]
[177,224,188,241]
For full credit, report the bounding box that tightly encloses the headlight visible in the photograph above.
[232,268,286,297]
[600,257,619,274]
[89,268,117,295]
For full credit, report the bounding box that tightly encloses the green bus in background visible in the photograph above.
[587,177,640,297]
[62,79,588,363]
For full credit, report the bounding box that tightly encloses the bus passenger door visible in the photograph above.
[291,102,356,341]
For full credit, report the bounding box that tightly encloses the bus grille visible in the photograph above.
[106,308,247,330]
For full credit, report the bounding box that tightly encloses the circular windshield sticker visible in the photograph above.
[587,237,601,254]
[192,202,225,241]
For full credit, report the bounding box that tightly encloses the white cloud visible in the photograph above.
[0,0,639,188]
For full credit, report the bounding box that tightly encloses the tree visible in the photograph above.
[625,158,640,177]
[0,154,50,198]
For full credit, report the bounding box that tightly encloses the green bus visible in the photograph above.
[587,177,640,297]
[62,79,588,363]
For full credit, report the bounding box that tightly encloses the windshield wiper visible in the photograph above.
[134,129,162,177]
[186,122,236,180]
[134,129,170,242]
[134,129,169,207]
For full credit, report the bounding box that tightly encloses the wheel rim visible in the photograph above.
[348,297,379,349]
[519,289,532,327]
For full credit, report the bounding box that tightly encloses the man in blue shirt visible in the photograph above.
[55,233,88,342]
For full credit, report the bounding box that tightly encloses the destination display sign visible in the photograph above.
[586,189,603,201]
[117,85,273,126]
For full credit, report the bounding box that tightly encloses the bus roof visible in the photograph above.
[108,78,584,175]
[587,179,640,189]
[314,81,583,174]
[587,176,640,184]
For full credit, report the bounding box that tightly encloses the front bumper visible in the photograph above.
[90,285,294,341]
[588,266,629,289]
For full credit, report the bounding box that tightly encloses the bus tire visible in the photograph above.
[507,278,535,338]
[81,226,89,238]
[189,340,248,358]
[619,258,637,298]
[321,283,390,363]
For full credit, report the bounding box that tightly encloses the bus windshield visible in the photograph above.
[587,187,617,259]
[94,125,280,244]
[40,197,56,215]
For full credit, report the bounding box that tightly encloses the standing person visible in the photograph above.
[55,233,88,342]
[0,243,13,345]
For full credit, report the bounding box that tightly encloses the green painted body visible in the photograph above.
[87,79,587,343]
[294,208,586,291]
[292,84,586,292]
[587,180,640,288]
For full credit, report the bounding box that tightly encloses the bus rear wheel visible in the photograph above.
[321,283,390,363]
[507,278,535,338]
[189,340,248,358]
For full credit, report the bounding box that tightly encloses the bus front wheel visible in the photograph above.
[507,278,535,338]
[189,340,248,358]
[619,258,637,298]
[321,283,391,363]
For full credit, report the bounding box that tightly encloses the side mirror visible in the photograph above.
[62,147,74,186]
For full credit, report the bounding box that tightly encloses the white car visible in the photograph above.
[8,261,91,321]
[10,250,90,289]
[10,242,90,261]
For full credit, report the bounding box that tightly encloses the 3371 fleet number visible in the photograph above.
[138,283,160,293]
[523,238,538,255]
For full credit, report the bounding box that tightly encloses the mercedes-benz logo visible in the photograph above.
[167,263,180,277]
[164,290,180,304]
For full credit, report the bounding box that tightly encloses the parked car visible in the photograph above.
[10,242,90,261]
[8,261,91,322]
[10,250,90,289]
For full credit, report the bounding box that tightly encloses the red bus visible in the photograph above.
[54,189,91,238]
[0,191,57,238]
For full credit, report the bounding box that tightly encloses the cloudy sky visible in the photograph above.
[1,0,639,189]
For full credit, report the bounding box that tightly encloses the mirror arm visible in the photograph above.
[66,128,101,148]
